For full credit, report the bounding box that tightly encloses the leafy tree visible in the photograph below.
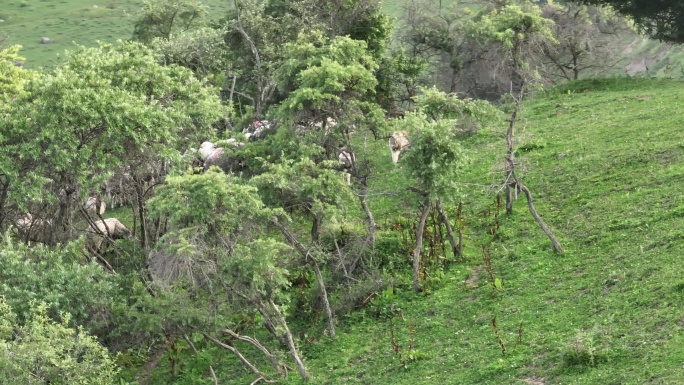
[466,1,564,253]
[0,234,118,334]
[152,27,230,81]
[221,0,393,123]
[394,87,501,292]
[467,1,557,95]
[145,170,310,382]
[396,0,472,94]
[0,41,224,247]
[0,45,33,106]
[0,298,119,384]
[573,0,684,43]
[132,0,208,43]
[276,33,387,254]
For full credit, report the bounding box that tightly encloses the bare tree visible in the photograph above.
[540,3,633,82]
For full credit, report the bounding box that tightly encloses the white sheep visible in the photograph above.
[389,131,410,164]
[195,140,246,174]
[15,213,52,245]
[338,149,355,185]
[199,141,217,161]
[84,196,106,217]
[86,218,132,252]
[242,120,273,141]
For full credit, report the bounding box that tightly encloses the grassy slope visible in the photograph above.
[296,77,684,385]
[0,0,230,69]
[139,77,684,385]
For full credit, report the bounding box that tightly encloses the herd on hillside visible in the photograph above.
[14,119,411,257]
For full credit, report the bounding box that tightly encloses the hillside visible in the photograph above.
[0,0,230,69]
[132,77,684,384]
[2,0,679,78]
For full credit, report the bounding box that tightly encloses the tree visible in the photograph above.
[0,298,119,384]
[394,87,501,292]
[146,170,311,382]
[0,45,33,106]
[132,0,207,43]
[276,32,388,257]
[467,1,557,96]
[0,41,224,247]
[0,234,118,335]
[540,3,632,81]
[574,0,684,43]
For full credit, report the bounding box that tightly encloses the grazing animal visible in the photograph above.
[389,131,410,164]
[15,213,52,245]
[86,218,132,252]
[338,149,355,185]
[84,196,106,217]
[216,138,245,148]
[243,120,273,141]
[197,141,243,174]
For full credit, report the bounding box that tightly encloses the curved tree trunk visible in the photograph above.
[268,299,310,382]
[435,200,460,259]
[310,258,335,338]
[413,197,431,293]
[272,218,336,339]
[518,183,563,253]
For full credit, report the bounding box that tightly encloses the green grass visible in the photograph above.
[134,77,684,384]
[0,0,231,69]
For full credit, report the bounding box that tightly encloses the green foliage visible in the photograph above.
[415,85,503,127]
[149,170,269,234]
[398,113,468,200]
[249,153,352,216]
[227,238,292,299]
[277,33,379,112]
[575,0,684,43]
[151,27,230,81]
[469,3,557,49]
[132,0,208,42]
[0,45,33,106]
[0,298,120,384]
[0,40,224,207]
[0,234,118,332]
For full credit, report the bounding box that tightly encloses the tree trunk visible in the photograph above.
[310,258,335,338]
[272,218,335,339]
[268,298,310,382]
[518,183,564,253]
[435,200,460,259]
[134,181,148,250]
[204,333,264,378]
[413,197,431,293]
[505,105,518,215]
[357,179,376,250]
[182,333,219,384]
[0,179,10,232]
[310,209,322,244]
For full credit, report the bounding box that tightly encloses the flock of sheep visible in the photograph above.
[13,121,411,257]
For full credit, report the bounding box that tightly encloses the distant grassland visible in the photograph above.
[0,0,230,69]
[1,0,411,69]
[3,0,683,78]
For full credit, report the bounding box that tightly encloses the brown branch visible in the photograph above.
[413,197,431,293]
[517,183,564,253]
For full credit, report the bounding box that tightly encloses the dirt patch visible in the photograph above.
[465,266,483,288]
[136,343,167,385]
[522,376,546,385]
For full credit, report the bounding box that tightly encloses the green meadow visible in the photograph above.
[5,1,684,384]
[124,77,684,384]
[0,0,230,69]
